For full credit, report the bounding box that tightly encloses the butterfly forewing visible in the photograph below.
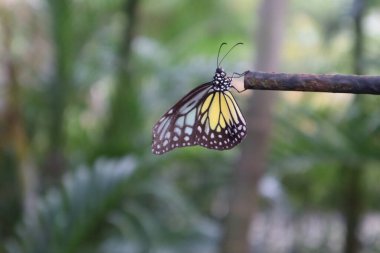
[152,83,213,154]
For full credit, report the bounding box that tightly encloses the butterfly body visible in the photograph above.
[212,67,232,91]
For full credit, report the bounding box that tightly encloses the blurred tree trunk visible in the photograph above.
[352,0,365,76]
[44,0,73,186]
[100,0,142,157]
[341,164,363,253]
[341,1,367,253]
[0,14,38,231]
[220,1,288,252]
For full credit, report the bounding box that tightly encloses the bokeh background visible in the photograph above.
[1,0,380,253]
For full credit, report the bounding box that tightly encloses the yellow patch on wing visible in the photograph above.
[201,93,214,113]
[220,93,231,126]
[225,91,246,125]
[224,93,238,123]
[201,113,207,124]
[209,92,220,130]
[219,114,226,128]
[199,91,244,135]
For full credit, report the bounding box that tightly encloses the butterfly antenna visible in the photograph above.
[218,42,243,67]
[217,42,227,67]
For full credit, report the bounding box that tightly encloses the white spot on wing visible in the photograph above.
[204,120,210,134]
[174,127,181,136]
[185,126,192,135]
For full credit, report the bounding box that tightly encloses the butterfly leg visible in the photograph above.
[230,71,249,93]
[231,85,247,93]
[231,71,249,79]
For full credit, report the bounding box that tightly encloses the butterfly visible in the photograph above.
[152,43,247,155]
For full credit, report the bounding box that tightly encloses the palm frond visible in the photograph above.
[7,157,137,253]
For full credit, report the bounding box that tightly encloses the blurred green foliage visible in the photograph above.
[272,95,380,209]
[0,0,380,252]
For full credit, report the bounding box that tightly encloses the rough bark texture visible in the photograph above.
[220,0,287,252]
[244,71,380,94]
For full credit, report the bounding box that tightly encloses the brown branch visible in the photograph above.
[244,71,380,95]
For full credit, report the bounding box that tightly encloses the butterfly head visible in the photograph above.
[212,67,231,91]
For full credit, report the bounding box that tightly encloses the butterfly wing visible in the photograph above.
[152,85,247,154]
[196,90,247,150]
[152,82,213,154]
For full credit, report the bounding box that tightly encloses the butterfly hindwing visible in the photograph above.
[196,90,247,150]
